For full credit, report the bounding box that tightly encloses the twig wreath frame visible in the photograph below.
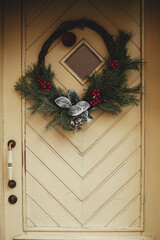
[15,19,142,131]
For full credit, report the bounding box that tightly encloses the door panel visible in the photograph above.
[24,0,143,232]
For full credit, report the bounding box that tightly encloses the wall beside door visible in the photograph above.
[0,0,4,238]
[0,1,23,240]
[144,1,160,240]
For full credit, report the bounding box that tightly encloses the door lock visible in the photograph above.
[8,195,18,204]
[8,180,16,188]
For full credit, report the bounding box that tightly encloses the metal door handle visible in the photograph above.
[7,140,16,188]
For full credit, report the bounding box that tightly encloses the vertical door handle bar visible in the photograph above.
[7,140,16,188]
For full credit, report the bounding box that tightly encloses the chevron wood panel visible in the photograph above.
[115,0,140,25]
[130,218,140,227]
[91,0,140,47]
[26,148,82,214]
[84,172,141,227]
[26,0,75,49]
[26,0,117,65]
[26,218,36,228]
[107,196,141,228]
[24,0,142,231]
[26,172,81,227]
[26,195,59,227]
[25,0,52,26]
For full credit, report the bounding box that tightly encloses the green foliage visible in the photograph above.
[84,30,142,115]
[15,64,70,130]
[46,108,71,131]
[15,29,143,132]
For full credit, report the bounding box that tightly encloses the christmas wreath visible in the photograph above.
[15,19,142,131]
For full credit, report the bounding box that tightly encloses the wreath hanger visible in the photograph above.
[38,19,114,66]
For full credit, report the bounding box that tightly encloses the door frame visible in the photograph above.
[22,0,145,233]
[0,0,4,238]
[20,0,146,233]
[0,0,23,239]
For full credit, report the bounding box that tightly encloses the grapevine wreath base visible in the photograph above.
[15,19,142,132]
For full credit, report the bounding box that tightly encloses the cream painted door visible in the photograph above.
[2,0,144,239]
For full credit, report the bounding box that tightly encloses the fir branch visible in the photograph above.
[115,30,133,48]
[14,76,40,100]
[46,109,71,131]
[108,85,141,107]
[124,58,143,71]
[28,98,57,116]
[98,102,121,114]
[123,84,141,94]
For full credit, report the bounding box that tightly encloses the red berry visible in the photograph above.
[116,60,119,62]
[47,82,50,85]
[97,89,100,92]
[44,81,47,84]
[43,85,46,88]
[97,93,100,96]
[48,85,51,89]
[48,89,50,91]
[113,66,115,68]
[44,89,47,92]
[116,63,119,66]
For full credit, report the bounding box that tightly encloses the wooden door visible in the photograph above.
[2,0,146,239]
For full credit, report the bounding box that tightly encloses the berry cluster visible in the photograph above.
[90,89,100,106]
[109,60,119,69]
[37,75,52,92]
